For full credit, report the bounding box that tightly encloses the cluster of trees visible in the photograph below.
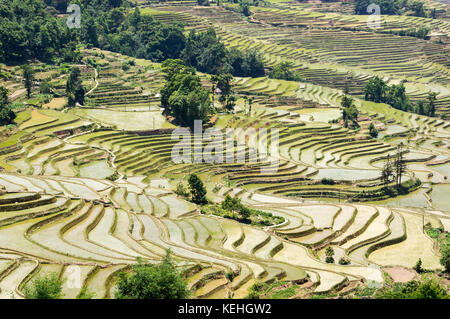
[368,122,378,138]
[221,194,251,220]
[0,87,17,125]
[2,1,266,78]
[364,76,437,117]
[176,174,208,204]
[183,28,265,77]
[374,278,448,299]
[211,73,236,112]
[340,93,359,128]
[380,143,408,190]
[355,0,435,18]
[66,67,85,107]
[0,0,82,63]
[116,252,189,299]
[24,272,94,299]
[268,62,303,82]
[160,60,212,128]
[24,251,189,299]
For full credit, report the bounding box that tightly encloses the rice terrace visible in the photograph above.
[0,0,449,301]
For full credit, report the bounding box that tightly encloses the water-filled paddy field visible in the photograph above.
[79,161,115,179]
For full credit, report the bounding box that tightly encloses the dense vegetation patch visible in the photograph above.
[201,195,285,227]
[116,252,189,299]
[364,76,437,116]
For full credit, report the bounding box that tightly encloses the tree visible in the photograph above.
[381,154,393,186]
[248,97,253,115]
[40,79,52,95]
[415,100,426,115]
[115,251,189,299]
[268,61,302,81]
[440,246,450,273]
[22,65,34,98]
[325,246,334,257]
[364,76,387,103]
[211,73,235,112]
[325,246,335,262]
[0,87,16,125]
[24,272,64,299]
[394,143,407,189]
[341,95,359,128]
[221,195,250,220]
[66,67,85,107]
[426,92,437,117]
[385,83,412,112]
[338,257,350,265]
[188,174,208,204]
[369,122,378,138]
[160,59,212,127]
[375,278,448,299]
[413,258,423,273]
[175,182,189,197]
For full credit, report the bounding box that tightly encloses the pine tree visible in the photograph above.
[188,174,207,204]
[381,154,393,186]
[22,65,34,99]
[394,143,407,189]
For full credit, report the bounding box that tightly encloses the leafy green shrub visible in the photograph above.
[175,182,189,197]
[375,278,448,299]
[321,178,335,185]
[338,257,351,265]
[440,246,450,273]
[76,287,95,299]
[325,256,334,264]
[413,259,423,273]
[24,272,64,299]
[115,252,189,299]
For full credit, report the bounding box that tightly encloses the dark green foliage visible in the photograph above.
[115,252,189,299]
[211,73,235,111]
[182,28,265,77]
[441,246,450,273]
[188,174,208,204]
[0,87,16,125]
[385,83,412,112]
[338,257,351,265]
[325,256,334,264]
[240,3,251,16]
[325,246,334,257]
[364,76,387,103]
[381,154,393,186]
[160,59,212,127]
[321,178,335,185]
[413,258,423,273]
[22,65,34,98]
[375,278,448,299]
[369,122,378,138]
[394,143,407,189]
[66,67,85,107]
[341,94,359,128]
[175,182,189,197]
[355,0,430,18]
[203,195,284,226]
[76,287,95,299]
[24,272,64,299]
[268,62,302,81]
[39,80,52,95]
[364,77,436,116]
[0,0,79,63]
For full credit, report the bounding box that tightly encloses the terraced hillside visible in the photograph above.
[0,0,449,299]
